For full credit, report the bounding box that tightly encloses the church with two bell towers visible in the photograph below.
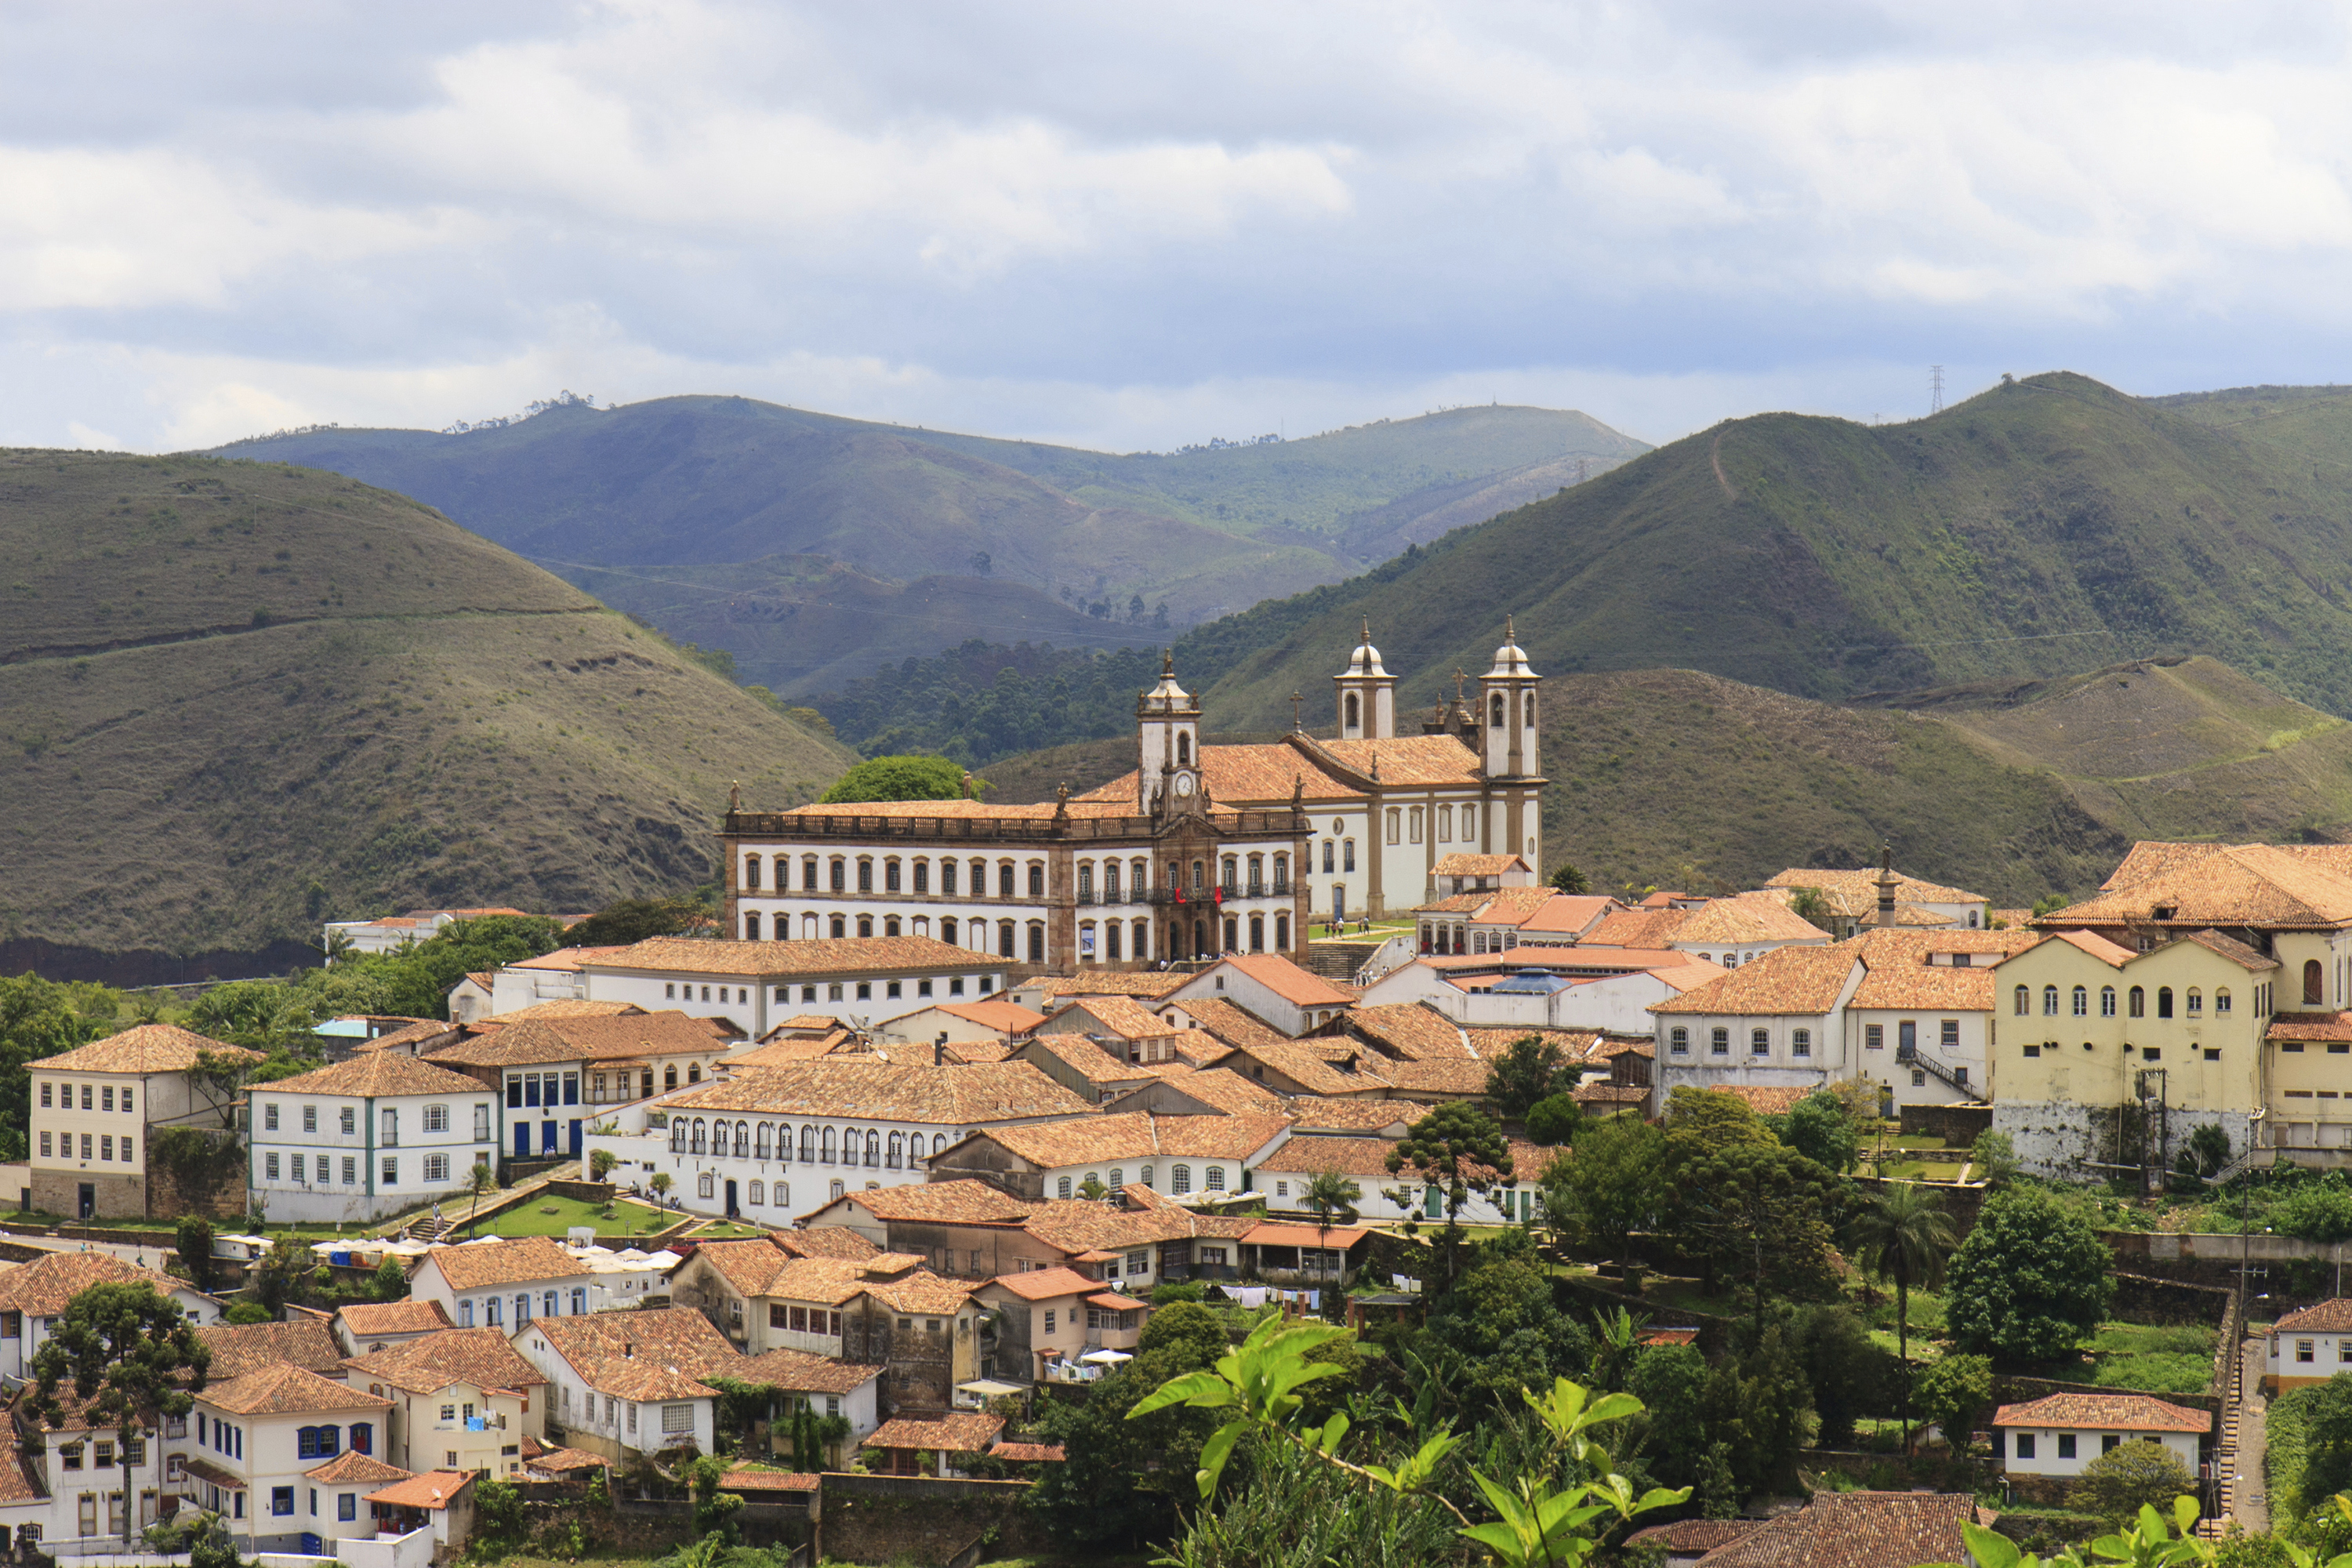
[720,623,1544,975]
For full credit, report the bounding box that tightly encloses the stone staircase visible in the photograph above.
[2203,1337,2251,1537]
[405,1213,451,1243]
[1303,940,1380,981]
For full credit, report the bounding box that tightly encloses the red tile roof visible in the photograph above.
[2274,1299,2352,1333]
[1993,1393,2209,1434]
[981,1267,1103,1302]
[1688,1490,1985,1568]
[367,1471,475,1510]
[1197,953,1356,1008]
[662,1059,1093,1123]
[586,935,983,978]
[337,1300,456,1338]
[203,1363,392,1417]
[30,1024,263,1075]
[421,1236,591,1290]
[199,1316,347,1379]
[862,1412,1004,1454]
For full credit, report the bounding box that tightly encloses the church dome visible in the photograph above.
[1344,621,1389,678]
[1140,652,1199,713]
[1485,616,1535,680]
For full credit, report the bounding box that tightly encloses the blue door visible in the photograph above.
[570,1120,583,1156]
[300,1534,322,1555]
[541,1120,558,1154]
[514,1123,530,1157]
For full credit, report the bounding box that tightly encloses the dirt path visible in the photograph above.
[2232,1334,2270,1534]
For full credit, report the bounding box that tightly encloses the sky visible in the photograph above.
[9,0,2352,455]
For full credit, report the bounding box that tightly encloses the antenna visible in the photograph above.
[1929,365,1945,415]
[1575,457,1588,484]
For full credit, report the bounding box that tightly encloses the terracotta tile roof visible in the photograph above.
[1687,1490,1983,1568]
[719,1467,821,1491]
[1650,940,1863,1016]
[486,1000,647,1022]
[28,1024,263,1075]
[1022,1035,1154,1087]
[306,1451,414,1486]
[1312,735,1484,787]
[974,1112,1293,1168]
[2048,843,2352,930]
[740,1257,884,1308]
[2176,928,2279,971]
[347,1327,548,1396]
[683,1238,802,1298]
[1255,1136,1401,1178]
[2274,1299,2352,1333]
[1041,995,1174,1040]
[1018,1201,1254,1258]
[939,1040,1016,1065]
[1168,996,1292,1054]
[1574,1083,1651,1106]
[353,1020,466,1054]
[1582,907,1690,948]
[1197,954,1356,1008]
[989,1442,1065,1463]
[819,1181,1038,1225]
[202,1363,391,1417]
[1113,1066,1287,1115]
[251,1052,490,1098]
[1765,866,1987,905]
[586,935,984,978]
[1710,1084,1813,1115]
[1849,958,1997,1012]
[1286,1100,1421,1134]
[2038,928,2139,967]
[2272,1012,2352,1044]
[1242,1222,1370,1248]
[1673,894,1835,945]
[661,1060,1093,1123]
[1220,1040,1392,1096]
[527,1307,737,1395]
[337,1301,455,1338]
[1417,893,1494,915]
[1993,1393,2209,1433]
[1433,854,1527,876]
[858,1270,980,1316]
[367,1471,475,1510]
[862,1412,1004,1454]
[771,1226,882,1261]
[423,1236,592,1290]
[524,1445,612,1476]
[1462,1027,1608,1065]
[1624,1519,1763,1554]
[510,947,630,973]
[199,1316,347,1379]
[731,1036,858,1068]
[0,1251,209,1318]
[432,1011,735,1067]
[982,1266,1104,1302]
[935,1000,1048,1035]
[1381,1058,1496,1094]
[1028,973,1190,1002]
[728,1348,884,1395]
[1515,895,1619,935]
[1076,742,1363,806]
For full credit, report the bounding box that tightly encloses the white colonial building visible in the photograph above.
[718,625,1547,970]
[403,1238,596,1334]
[29,1025,262,1221]
[249,1055,500,1225]
[571,935,1007,1035]
[1992,1393,2207,1479]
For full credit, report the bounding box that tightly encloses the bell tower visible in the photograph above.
[1480,616,1541,781]
[1332,620,1396,740]
[1136,652,1202,814]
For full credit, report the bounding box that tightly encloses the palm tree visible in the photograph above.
[463,1160,497,1238]
[1303,1171,1363,1278]
[1846,1183,1957,1446]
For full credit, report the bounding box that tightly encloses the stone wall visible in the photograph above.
[143,1145,246,1221]
[31,1167,144,1221]
[1900,1102,1992,1145]
[818,1477,1051,1567]
[544,1180,615,1203]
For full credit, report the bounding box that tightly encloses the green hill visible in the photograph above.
[207,398,1646,693]
[1181,372,2352,731]
[0,449,855,982]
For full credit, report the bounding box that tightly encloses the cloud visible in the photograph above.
[7,1,2352,453]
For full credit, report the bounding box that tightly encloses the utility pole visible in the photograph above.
[1576,457,1588,484]
[1929,365,1946,416]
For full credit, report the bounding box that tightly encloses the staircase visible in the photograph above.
[2205,1339,2247,1537]
[1303,940,1380,981]
[1895,1044,1973,1098]
[405,1213,452,1243]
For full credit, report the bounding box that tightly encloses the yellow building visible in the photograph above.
[1991,928,2276,1178]
[343,1327,547,1480]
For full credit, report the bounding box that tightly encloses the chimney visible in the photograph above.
[960,772,973,800]
[1875,844,1898,930]
[622,1341,633,1359]
[935,1031,949,1067]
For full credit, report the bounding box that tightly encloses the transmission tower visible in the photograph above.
[1576,457,1589,484]
[1929,365,1946,415]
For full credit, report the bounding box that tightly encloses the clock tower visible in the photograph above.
[1136,652,1202,815]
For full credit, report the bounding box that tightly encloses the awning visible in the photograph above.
[955,1379,1026,1399]
[1079,1349,1132,1366]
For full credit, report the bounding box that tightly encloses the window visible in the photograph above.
[38,1083,47,1109]
[1751,1028,1769,1056]
[339,1494,357,1523]
[292,1153,305,1182]
[1386,808,1401,844]
[2101,985,2117,1017]
[662,1405,692,1434]
[1204,1165,1226,1190]
[339,1106,356,1135]
[1669,1027,1689,1056]
[381,1156,396,1185]
[344,1156,358,1185]
[1409,808,1422,844]
[2024,1044,2041,1058]
[2129,985,2145,1018]
[1940,1018,1960,1048]
[265,1152,279,1181]
[2217,987,2233,1014]
[2041,985,2058,1016]
[303,1105,318,1133]
[1864,1024,1884,1050]
[423,1154,449,1183]
[272,1488,294,1517]
[2071,985,2087,1017]
[699,1173,715,1200]
[2014,1432,2035,1461]
[2158,986,2174,1019]
[2058,1434,2078,1458]
[1172,1164,1192,1194]
[2013,985,2029,1016]
[1791,1029,1811,1058]
[1711,1028,1729,1056]
[2310,959,2327,1005]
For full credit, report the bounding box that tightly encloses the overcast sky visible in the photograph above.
[8,0,2352,455]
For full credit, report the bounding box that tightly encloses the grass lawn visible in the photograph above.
[2085,1323,2218,1395]
[689,1220,772,1239]
[470,1193,650,1238]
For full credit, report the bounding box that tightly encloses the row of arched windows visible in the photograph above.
[2017,983,2230,1021]
[741,853,1050,899]
[667,1119,954,1167]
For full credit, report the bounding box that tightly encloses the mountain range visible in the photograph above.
[212,397,1648,695]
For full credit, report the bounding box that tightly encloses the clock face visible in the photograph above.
[1174,773,1196,797]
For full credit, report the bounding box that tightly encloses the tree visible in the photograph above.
[1139,1301,1231,1368]
[648,1171,674,1209]
[2180,1122,2233,1181]
[371,1256,408,1301]
[1674,1145,1848,1330]
[223,1301,272,1326]
[1548,863,1591,895]
[1773,1091,1860,1174]
[1946,1186,2114,1364]
[1540,1115,1668,1261]
[1386,1102,1513,1287]
[176,1216,216,1294]
[818,755,981,804]
[2275,1177,2352,1243]
[1846,1183,1957,1383]
[1785,886,1835,931]
[1971,1129,2022,1188]
[1788,1304,1893,1450]
[1661,1086,1777,1161]
[2296,1373,2352,1509]
[1913,1353,1993,1456]
[31,1282,209,1544]
[465,1160,498,1236]
[1483,1035,1583,1120]
[562,896,706,949]
[2068,1439,2198,1523]
[1524,1092,1584,1148]
[589,1148,619,1182]
[1693,1442,1739,1519]
[1303,1171,1362,1238]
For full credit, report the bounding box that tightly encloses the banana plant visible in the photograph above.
[1922,1496,2352,1568]
[1130,1315,1686,1566]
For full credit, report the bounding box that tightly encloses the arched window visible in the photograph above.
[749,1181,764,1205]
[939,860,956,895]
[799,1125,815,1161]
[1343,840,1356,873]
[942,916,958,946]
[1523,693,1536,728]
[690,1120,706,1154]
[999,862,1017,898]
[665,1065,677,1090]
[821,1126,837,1163]
[1028,923,1046,964]
[866,1130,882,1167]
[2129,985,2146,1018]
[999,921,1016,960]
[1490,694,1505,727]
[2308,959,2326,1005]
[1791,1028,1811,1057]
[2187,987,2203,1015]
[1344,692,1360,731]
[756,1123,771,1160]
[1272,854,1288,890]
[2101,985,2117,1017]
[1058,1177,1073,1200]
[2157,986,2174,1019]
[1171,1164,1192,1194]
[856,858,874,893]
[735,1121,750,1158]
[2071,985,2088,1017]
[688,1063,702,1083]
[1461,805,1477,841]
[2013,985,2030,1016]
[884,858,901,893]
[829,914,846,938]
[857,915,873,938]
[743,912,761,940]
[884,916,901,938]
[2216,987,2233,1014]
[2042,985,2059,1017]
[1221,855,1237,889]
[829,857,846,892]
[933,1133,946,1154]
[913,858,928,895]
[670,1121,686,1153]
[1077,862,1094,901]
[802,855,818,891]
[887,1132,902,1168]
[485,1298,502,1327]
[1276,913,1290,949]
[1178,733,1192,766]
[1204,1166,1226,1191]
[1028,862,1045,898]
[913,916,929,936]
[1250,914,1265,952]
[802,913,819,938]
